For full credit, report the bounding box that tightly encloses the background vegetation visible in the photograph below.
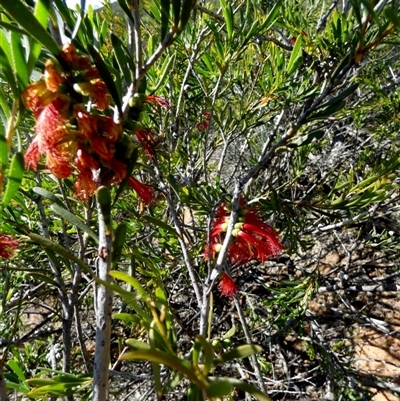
[0,0,399,400]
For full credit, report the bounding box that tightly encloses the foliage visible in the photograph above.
[0,0,399,400]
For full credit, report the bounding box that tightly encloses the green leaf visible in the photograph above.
[110,270,148,298]
[120,349,206,389]
[1,0,59,56]
[143,215,176,235]
[307,99,346,121]
[160,0,170,40]
[152,52,176,93]
[221,0,234,41]
[187,383,204,401]
[10,31,28,89]
[286,35,303,76]
[111,34,133,85]
[260,0,282,32]
[213,344,262,365]
[207,379,233,397]
[87,45,122,115]
[172,0,181,28]
[50,204,99,243]
[113,313,141,324]
[2,152,24,208]
[225,378,272,401]
[116,0,135,24]
[29,273,59,287]
[321,83,359,108]
[194,336,214,376]
[112,223,127,265]
[32,187,64,206]
[96,186,112,234]
[178,0,195,33]
[384,7,400,27]
[0,45,19,99]
[125,338,152,350]
[7,360,26,382]
[25,378,56,386]
[288,130,324,148]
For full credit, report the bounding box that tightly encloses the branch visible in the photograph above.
[92,189,113,401]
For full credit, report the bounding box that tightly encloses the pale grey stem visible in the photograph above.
[132,0,142,83]
[92,198,113,401]
[233,296,266,393]
[199,184,242,336]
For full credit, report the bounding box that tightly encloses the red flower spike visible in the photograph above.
[145,95,171,108]
[44,60,66,92]
[107,158,127,184]
[205,197,282,264]
[0,235,18,259]
[219,272,238,297]
[127,176,155,204]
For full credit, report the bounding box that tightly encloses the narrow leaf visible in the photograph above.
[111,34,133,85]
[207,379,233,397]
[1,0,59,56]
[160,0,170,40]
[32,187,64,206]
[143,215,176,235]
[11,31,28,89]
[225,378,272,401]
[7,360,26,382]
[2,152,24,207]
[286,35,303,76]
[213,344,262,365]
[112,223,127,265]
[116,0,135,24]
[120,349,205,389]
[178,0,195,33]
[110,270,147,297]
[50,204,99,243]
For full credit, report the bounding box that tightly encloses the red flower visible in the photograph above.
[146,95,171,108]
[206,198,282,264]
[219,272,238,297]
[135,129,156,158]
[196,111,211,131]
[73,81,110,111]
[127,176,155,204]
[0,235,18,259]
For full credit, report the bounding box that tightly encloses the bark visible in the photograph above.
[92,194,113,401]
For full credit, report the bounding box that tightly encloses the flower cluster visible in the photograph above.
[0,234,18,259]
[22,44,125,200]
[206,198,282,296]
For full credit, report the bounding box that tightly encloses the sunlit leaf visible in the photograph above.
[50,204,99,243]
[1,0,59,56]
[213,344,262,365]
[2,152,24,207]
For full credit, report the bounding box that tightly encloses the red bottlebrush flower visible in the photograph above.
[74,149,100,200]
[145,95,171,108]
[219,272,238,297]
[107,158,127,184]
[127,176,155,204]
[73,81,110,111]
[0,235,18,259]
[135,129,156,158]
[44,60,66,92]
[205,198,282,264]
[91,137,115,161]
[196,111,211,131]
